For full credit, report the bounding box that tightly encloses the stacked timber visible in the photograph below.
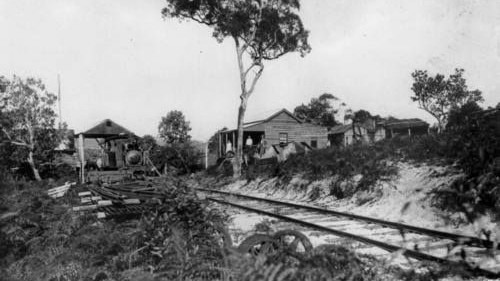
[72,180,168,219]
[47,182,77,198]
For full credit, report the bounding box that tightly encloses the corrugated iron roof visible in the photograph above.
[80,119,135,138]
[223,108,303,132]
[384,119,429,129]
[329,124,352,134]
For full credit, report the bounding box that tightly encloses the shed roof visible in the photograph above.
[329,124,352,134]
[384,118,429,129]
[80,119,135,138]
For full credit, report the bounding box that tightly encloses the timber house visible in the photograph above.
[217,108,328,158]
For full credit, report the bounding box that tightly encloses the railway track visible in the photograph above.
[197,188,500,278]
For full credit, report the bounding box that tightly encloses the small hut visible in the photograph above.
[76,119,140,182]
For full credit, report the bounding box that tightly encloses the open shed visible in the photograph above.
[76,119,139,182]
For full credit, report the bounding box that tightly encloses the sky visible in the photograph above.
[1,0,500,141]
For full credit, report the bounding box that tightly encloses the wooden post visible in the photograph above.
[225,133,228,152]
[205,142,208,169]
[232,131,235,151]
[218,132,221,157]
[78,134,85,183]
[408,128,411,137]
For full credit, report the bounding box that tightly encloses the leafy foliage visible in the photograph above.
[293,93,341,127]
[136,183,230,279]
[0,76,60,180]
[162,0,311,61]
[138,134,158,152]
[430,107,500,220]
[150,142,203,174]
[0,177,229,281]
[158,110,192,144]
[208,127,227,154]
[446,101,482,131]
[162,0,311,176]
[410,68,483,132]
[273,142,398,197]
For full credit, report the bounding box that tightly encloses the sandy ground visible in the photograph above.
[195,161,500,279]
[218,162,499,239]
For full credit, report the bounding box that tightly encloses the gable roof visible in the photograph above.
[222,108,304,132]
[243,108,302,127]
[80,119,135,138]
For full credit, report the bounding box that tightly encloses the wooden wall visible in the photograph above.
[263,112,329,148]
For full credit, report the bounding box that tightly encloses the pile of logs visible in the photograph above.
[47,182,77,198]
[72,180,167,219]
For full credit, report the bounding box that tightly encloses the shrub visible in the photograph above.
[0,178,229,280]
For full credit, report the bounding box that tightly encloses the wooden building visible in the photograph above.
[328,118,430,146]
[383,118,429,138]
[328,124,370,146]
[76,119,147,182]
[77,119,138,169]
[217,109,328,157]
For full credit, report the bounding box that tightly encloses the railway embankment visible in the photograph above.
[195,160,499,252]
[194,159,500,279]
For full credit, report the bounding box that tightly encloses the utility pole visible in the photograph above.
[205,141,209,169]
[57,74,62,129]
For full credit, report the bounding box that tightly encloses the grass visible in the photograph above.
[0,177,230,280]
[0,168,488,280]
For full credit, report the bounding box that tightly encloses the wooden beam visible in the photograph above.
[79,134,85,183]
[232,131,235,150]
[205,142,208,169]
[218,132,221,158]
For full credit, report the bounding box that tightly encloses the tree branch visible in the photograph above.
[243,62,261,80]
[1,127,30,148]
[247,64,264,95]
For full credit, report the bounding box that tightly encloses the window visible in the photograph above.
[279,133,288,146]
[106,120,112,127]
[311,138,317,148]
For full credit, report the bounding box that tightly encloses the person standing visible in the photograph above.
[226,140,232,153]
[258,135,267,158]
[245,136,253,147]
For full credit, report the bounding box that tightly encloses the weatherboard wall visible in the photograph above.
[263,111,329,148]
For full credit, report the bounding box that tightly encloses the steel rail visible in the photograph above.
[207,196,500,278]
[197,188,497,250]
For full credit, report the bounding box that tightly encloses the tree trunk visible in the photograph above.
[26,123,41,181]
[437,120,443,134]
[28,150,41,181]
[233,95,248,177]
[232,37,263,178]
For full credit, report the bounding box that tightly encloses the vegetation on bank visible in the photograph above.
[0,176,228,280]
[2,176,441,281]
[237,103,500,223]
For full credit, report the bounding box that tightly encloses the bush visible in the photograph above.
[431,108,500,219]
[150,142,204,175]
[0,178,229,280]
[268,142,399,194]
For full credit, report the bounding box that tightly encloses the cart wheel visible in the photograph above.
[273,229,313,255]
[237,234,280,257]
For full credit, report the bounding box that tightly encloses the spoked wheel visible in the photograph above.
[237,234,280,257]
[273,229,313,261]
